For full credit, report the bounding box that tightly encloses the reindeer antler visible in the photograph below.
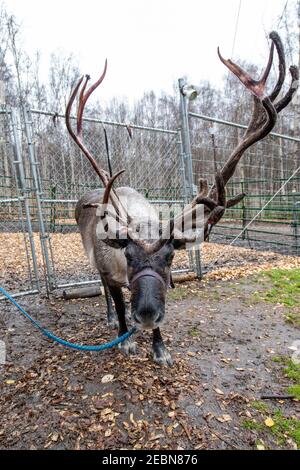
[65,63,136,234]
[66,65,175,253]
[66,64,109,186]
[67,33,298,253]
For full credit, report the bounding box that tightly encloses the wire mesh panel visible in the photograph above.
[28,109,188,289]
[0,109,40,298]
[216,177,300,254]
[188,112,300,254]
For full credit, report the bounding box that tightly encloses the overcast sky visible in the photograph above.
[5,0,293,103]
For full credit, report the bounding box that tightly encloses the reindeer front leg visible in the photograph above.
[152,328,173,367]
[108,285,136,355]
[100,275,119,328]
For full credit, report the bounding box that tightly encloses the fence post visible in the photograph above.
[50,184,57,233]
[241,180,246,240]
[292,197,299,256]
[10,108,40,292]
[23,106,55,293]
[178,78,194,197]
[178,78,202,279]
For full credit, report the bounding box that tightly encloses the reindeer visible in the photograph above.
[67,32,298,366]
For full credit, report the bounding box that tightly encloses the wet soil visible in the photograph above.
[0,276,299,450]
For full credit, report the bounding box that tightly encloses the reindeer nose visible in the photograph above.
[133,309,162,328]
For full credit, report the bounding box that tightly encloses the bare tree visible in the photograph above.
[48,52,80,113]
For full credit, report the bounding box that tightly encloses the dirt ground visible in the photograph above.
[0,270,299,450]
[1,232,299,294]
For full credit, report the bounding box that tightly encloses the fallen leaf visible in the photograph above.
[196,400,203,407]
[167,425,173,435]
[130,413,137,426]
[221,358,230,364]
[101,408,113,417]
[264,417,275,427]
[89,424,102,432]
[149,434,164,441]
[217,414,232,423]
[257,444,265,450]
[51,433,59,442]
[101,374,114,384]
[133,378,143,386]
[214,388,224,395]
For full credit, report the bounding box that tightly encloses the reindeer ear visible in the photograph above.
[172,239,186,250]
[100,226,130,249]
[102,238,129,249]
[172,232,198,251]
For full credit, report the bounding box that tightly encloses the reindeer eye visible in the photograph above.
[125,250,133,262]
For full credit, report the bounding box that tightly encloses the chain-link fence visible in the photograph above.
[1,92,299,299]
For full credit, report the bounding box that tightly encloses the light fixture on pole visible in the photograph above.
[180,84,199,101]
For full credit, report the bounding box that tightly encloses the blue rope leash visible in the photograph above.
[0,285,136,352]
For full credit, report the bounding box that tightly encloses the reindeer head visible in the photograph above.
[90,189,196,330]
[66,32,298,329]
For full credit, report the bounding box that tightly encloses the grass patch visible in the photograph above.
[246,403,300,448]
[188,327,200,337]
[167,282,238,304]
[284,359,300,400]
[283,359,300,383]
[271,410,300,447]
[254,268,300,326]
[288,384,300,400]
[269,355,300,399]
[243,420,264,431]
[252,401,269,413]
[167,287,189,301]
[272,356,283,363]
[247,356,300,448]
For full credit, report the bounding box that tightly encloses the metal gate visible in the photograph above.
[189,111,300,255]
[0,108,40,299]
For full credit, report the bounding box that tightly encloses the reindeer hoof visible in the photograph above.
[118,337,137,356]
[153,348,173,367]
